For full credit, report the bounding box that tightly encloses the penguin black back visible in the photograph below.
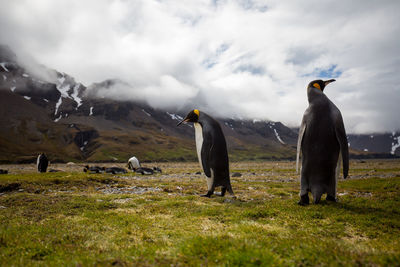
[297,79,349,205]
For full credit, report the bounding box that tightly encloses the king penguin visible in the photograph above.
[296,79,349,205]
[37,153,49,173]
[177,109,234,197]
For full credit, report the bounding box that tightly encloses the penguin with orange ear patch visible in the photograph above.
[177,109,234,197]
[296,79,349,205]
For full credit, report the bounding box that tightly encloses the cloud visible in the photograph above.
[0,0,399,133]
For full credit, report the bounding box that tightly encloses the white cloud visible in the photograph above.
[0,0,399,133]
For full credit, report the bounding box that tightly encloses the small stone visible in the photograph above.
[232,172,242,177]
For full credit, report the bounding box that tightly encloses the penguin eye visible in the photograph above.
[313,83,321,90]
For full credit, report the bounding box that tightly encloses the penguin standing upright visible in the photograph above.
[177,109,234,197]
[296,79,349,205]
[37,153,48,173]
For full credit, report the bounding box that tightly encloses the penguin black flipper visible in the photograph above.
[200,132,212,178]
[296,114,308,173]
[334,111,349,178]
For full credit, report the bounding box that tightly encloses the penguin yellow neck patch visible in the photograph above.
[313,83,321,90]
[194,109,200,116]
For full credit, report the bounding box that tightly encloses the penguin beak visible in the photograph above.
[324,79,336,86]
[176,118,189,126]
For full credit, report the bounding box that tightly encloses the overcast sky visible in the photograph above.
[1,0,399,133]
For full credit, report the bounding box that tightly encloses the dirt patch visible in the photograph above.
[97,185,162,194]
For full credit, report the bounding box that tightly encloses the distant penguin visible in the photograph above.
[105,167,128,174]
[296,79,349,205]
[127,156,141,171]
[153,167,162,173]
[135,167,154,175]
[83,165,104,173]
[177,109,234,197]
[37,153,48,173]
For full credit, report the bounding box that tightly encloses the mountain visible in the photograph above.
[348,133,400,157]
[0,45,399,163]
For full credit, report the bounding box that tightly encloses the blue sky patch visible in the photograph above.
[305,64,342,79]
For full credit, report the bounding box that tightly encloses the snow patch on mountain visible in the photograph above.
[225,122,234,130]
[391,135,400,155]
[57,78,71,97]
[54,74,83,113]
[43,99,49,102]
[142,109,151,117]
[274,129,285,144]
[89,107,94,116]
[23,96,31,100]
[54,75,71,115]
[54,114,62,122]
[80,140,88,151]
[10,86,16,92]
[2,75,6,81]
[166,112,183,121]
[70,84,83,109]
[22,73,29,78]
[54,97,62,115]
[0,62,9,72]
[266,122,285,144]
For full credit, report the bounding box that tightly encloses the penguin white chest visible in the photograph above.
[194,122,203,169]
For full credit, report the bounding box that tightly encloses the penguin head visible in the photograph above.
[177,109,200,126]
[308,79,336,92]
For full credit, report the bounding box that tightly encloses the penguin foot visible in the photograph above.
[326,195,337,202]
[215,192,224,197]
[298,201,309,206]
[219,187,227,197]
[200,192,213,198]
[313,199,321,204]
[298,194,309,206]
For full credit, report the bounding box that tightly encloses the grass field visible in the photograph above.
[0,160,399,266]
